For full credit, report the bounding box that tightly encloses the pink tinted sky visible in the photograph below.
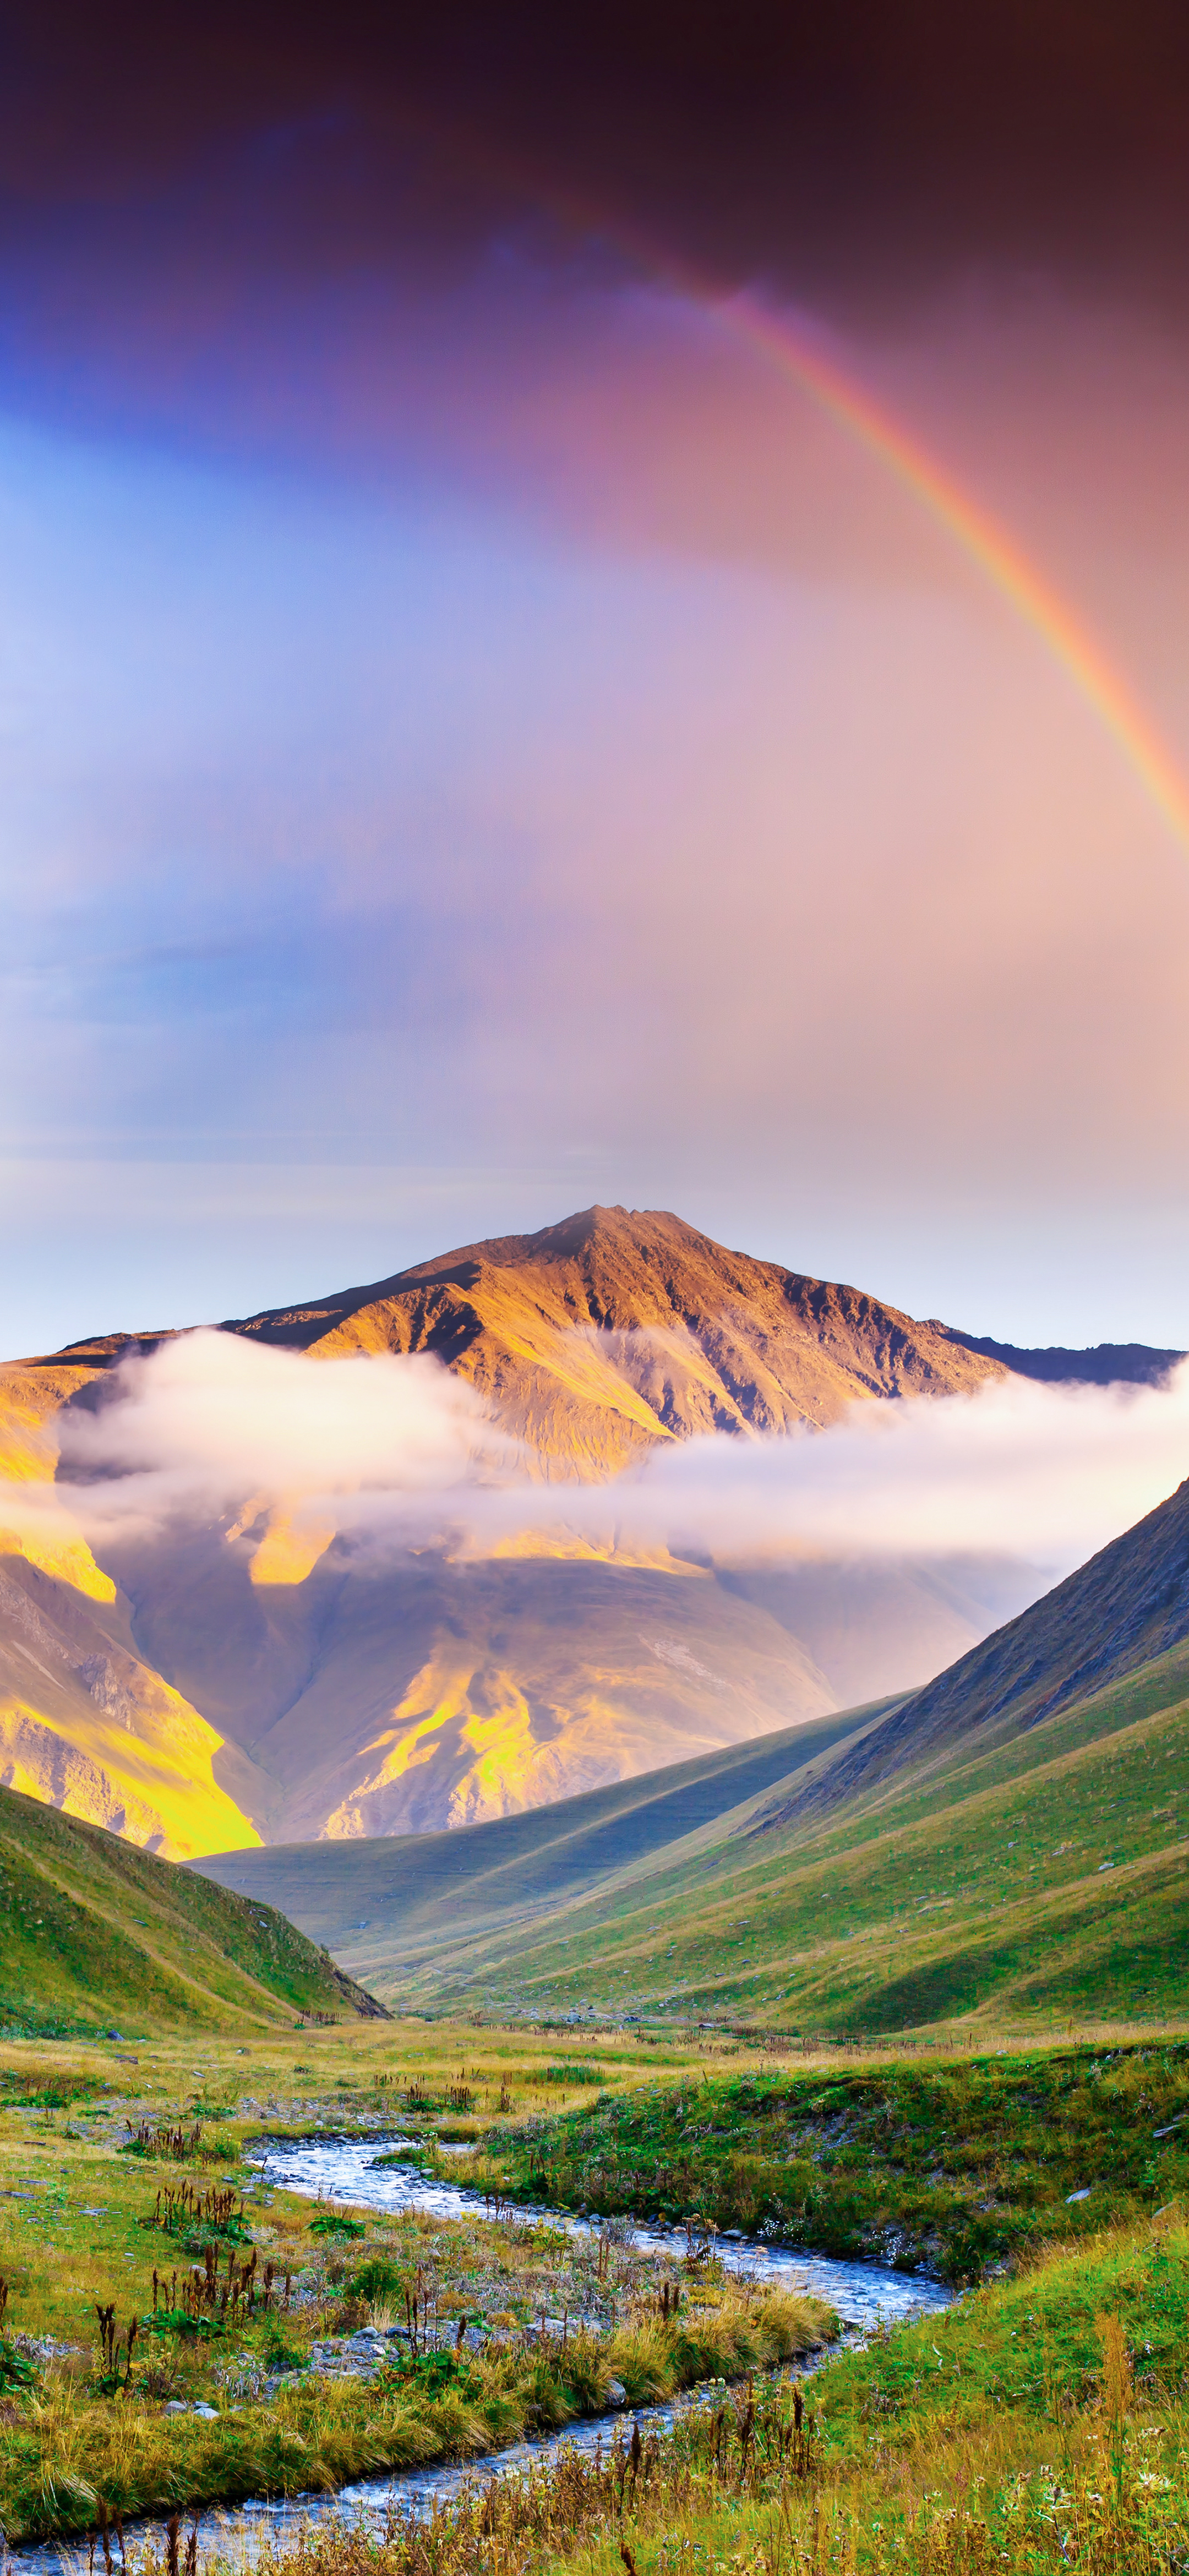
[1,14,1188,1354]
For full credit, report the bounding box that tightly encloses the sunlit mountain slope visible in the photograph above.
[423,1633,1189,2034]
[0,1361,260,1860]
[101,1538,838,1840]
[293,1481,1189,2029]
[0,1206,1169,1849]
[192,1702,883,1974]
[224,1203,1010,1473]
[311,1635,1189,2033]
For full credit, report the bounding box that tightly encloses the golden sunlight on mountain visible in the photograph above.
[0,1360,117,1602]
[248,1513,336,1587]
[0,1553,259,1859]
[304,1572,835,1840]
[227,1205,1006,1477]
[0,1364,260,1855]
[474,1529,706,1572]
[0,1208,1040,1845]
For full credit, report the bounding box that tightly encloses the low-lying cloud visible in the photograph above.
[626,1363,1189,1572]
[51,1330,511,1536]
[13,1326,1187,1589]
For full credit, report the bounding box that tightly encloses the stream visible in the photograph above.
[260,2132,952,2331]
[12,2133,953,2576]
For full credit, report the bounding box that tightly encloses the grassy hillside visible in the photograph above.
[0,1783,384,2031]
[784,1467,1189,1822]
[362,1634,1189,2029]
[193,1704,882,1983]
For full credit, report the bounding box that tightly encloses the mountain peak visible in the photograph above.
[222,1203,1006,1473]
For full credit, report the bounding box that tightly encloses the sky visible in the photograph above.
[4,4,1189,1357]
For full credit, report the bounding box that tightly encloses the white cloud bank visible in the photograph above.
[629,1365,1189,1572]
[14,1326,1186,1586]
[57,1329,509,1525]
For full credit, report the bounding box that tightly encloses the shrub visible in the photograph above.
[347,2257,403,2305]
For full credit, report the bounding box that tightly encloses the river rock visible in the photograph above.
[307,2330,390,2379]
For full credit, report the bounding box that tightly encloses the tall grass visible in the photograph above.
[137,2219,1189,2576]
[0,2287,828,2540]
[133,2355,1189,2576]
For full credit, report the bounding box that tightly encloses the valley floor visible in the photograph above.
[209,2211,1189,2576]
[0,2015,1184,2570]
[492,2035,1189,2283]
[0,2017,819,2541]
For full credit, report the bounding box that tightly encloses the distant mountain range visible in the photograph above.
[936,1328,1183,1388]
[1,1205,1182,1856]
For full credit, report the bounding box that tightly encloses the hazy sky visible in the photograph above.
[4,5,1189,1355]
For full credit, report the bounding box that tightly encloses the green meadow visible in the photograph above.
[189,2208,1189,2576]
[0,2016,823,2539]
[0,2006,1183,2562]
[494,2037,1189,2280]
[408,1638,1189,2033]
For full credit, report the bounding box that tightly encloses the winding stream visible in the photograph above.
[261,2133,952,2332]
[12,2135,953,2576]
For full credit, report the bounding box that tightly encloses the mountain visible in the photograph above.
[442,1476,1189,2032]
[937,1327,1185,1388]
[108,1541,841,1841]
[192,1702,883,1984]
[0,1355,260,1860]
[222,1504,1189,2033]
[759,1470,1189,1826]
[222,1204,1009,1473]
[0,1205,1174,1851]
[0,1780,384,2031]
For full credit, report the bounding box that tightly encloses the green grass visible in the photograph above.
[189,2214,1189,2576]
[722,2208,1189,2455]
[3,2009,1189,2559]
[494,2038,1189,2282]
[0,2052,831,2540]
[0,1784,382,2032]
[192,1707,876,1991]
[385,1637,1189,2033]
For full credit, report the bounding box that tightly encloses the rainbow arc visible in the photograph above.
[383,101,1189,852]
[722,290,1189,853]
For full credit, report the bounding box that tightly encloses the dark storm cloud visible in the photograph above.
[4,2,1189,310]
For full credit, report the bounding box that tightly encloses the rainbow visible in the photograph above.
[719,290,1189,852]
[387,101,1189,851]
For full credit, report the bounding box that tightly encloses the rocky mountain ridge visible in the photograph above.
[0,1204,1176,1851]
[222,1203,1011,1476]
